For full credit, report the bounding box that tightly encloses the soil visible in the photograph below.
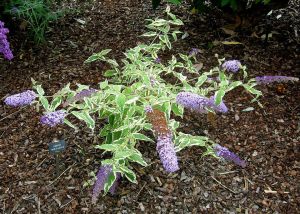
[0,0,299,213]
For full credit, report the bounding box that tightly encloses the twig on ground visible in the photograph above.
[211,176,237,194]
[46,164,75,187]
[0,106,27,122]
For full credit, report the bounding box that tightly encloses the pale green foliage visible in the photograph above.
[32,6,262,193]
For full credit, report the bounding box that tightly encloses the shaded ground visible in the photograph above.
[0,0,299,213]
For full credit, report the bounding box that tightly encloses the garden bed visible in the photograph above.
[0,0,299,213]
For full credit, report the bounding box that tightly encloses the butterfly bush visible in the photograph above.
[255,76,299,85]
[214,144,246,168]
[4,90,37,107]
[40,110,66,127]
[6,7,296,199]
[222,60,241,73]
[0,21,13,60]
[92,165,121,204]
[146,106,179,172]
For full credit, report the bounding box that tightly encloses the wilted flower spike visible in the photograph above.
[156,134,179,172]
[255,76,299,85]
[4,90,37,107]
[63,88,97,107]
[92,165,121,204]
[176,92,210,113]
[0,20,13,60]
[222,60,241,73]
[40,110,66,127]
[214,144,246,168]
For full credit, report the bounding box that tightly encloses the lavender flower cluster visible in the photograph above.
[214,144,246,167]
[4,90,37,107]
[40,110,66,127]
[0,21,13,60]
[176,92,228,114]
[92,165,121,204]
[222,60,241,73]
[156,134,179,172]
[255,76,299,85]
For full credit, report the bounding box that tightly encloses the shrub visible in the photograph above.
[4,6,298,202]
[1,0,63,43]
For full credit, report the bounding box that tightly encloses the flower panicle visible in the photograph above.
[214,144,246,168]
[4,90,37,107]
[222,60,241,73]
[176,92,228,114]
[0,20,13,60]
[92,165,121,204]
[40,110,66,127]
[255,76,299,85]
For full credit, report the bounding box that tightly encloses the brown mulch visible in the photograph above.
[0,0,299,213]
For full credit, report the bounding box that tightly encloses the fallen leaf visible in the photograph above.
[222,41,243,45]
[221,27,236,36]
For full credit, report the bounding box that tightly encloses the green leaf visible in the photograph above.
[114,150,134,160]
[175,133,209,152]
[120,165,137,183]
[104,70,117,77]
[226,81,242,92]
[171,103,184,117]
[64,119,78,130]
[215,89,225,106]
[116,94,126,109]
[35,85,45,96]
[195,75,208,88]
[168,0,182,4]
[71,111,95,129]
[103,172,116,194]
[50,97,62,111]
[125,96,139,105]
[128,154,147,166]
[132,133,154,142]
[95,144,119,151]
[39,96,49,111]
[142,32,157,37]
[100,80,108,89]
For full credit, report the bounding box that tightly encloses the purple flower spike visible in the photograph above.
[255,76,299,85]
[209,96,228,113]
[92,165,121,204]
[214,144,246,168]
[4,90,37,107]
[0,20,13,60]
[40,110,66,127]
[222,60,241,73]
[156,134,179,173]
[176,92,210,113]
